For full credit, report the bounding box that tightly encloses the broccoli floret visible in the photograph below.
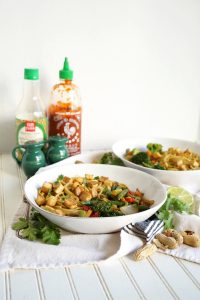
[100,152,124,166]
[131,152,150,166]
[131,152,165,169]
[147,143,163,153]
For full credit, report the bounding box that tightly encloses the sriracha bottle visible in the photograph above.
[48,58,82,156]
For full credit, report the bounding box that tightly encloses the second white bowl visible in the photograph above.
[112,137,200,192]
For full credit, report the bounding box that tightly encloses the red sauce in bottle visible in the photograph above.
[48,59,81,156]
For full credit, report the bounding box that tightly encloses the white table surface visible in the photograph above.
[0,153,200,300]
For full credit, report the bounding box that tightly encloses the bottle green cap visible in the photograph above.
[24,69,39,80]
[59,58,73,80]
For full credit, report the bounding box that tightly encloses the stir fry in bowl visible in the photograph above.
[36,174,155,217]
[24,164,166,233]
[125,143,200,171]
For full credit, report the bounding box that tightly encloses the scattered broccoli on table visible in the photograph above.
[99,152,124,166]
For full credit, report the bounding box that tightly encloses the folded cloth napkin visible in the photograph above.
[157,211,200,263]
[173,211,200,235]
[0,160,200,270]
[0,201,200,270]
[0,199,143,271]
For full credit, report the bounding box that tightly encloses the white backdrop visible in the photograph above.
[0,0,200,152]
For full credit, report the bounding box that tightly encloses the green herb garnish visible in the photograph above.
[12,209,61,245]
[56,175,64,183]
[156,193,190,229]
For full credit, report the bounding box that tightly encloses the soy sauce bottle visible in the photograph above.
[16,69,48,154]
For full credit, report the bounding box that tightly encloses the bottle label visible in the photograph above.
[16,118,48,145]
[25,121,36,132]
[49,111,81,156]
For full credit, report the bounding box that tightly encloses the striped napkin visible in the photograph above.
[123,219,164,243]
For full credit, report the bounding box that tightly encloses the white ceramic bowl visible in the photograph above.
[112,137,200,192]
[43,150,107,168]
[24,164,166,234]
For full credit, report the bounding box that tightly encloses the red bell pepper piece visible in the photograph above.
[90,211,100,217]
[124,197,136,203]
[82,205,90,211]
